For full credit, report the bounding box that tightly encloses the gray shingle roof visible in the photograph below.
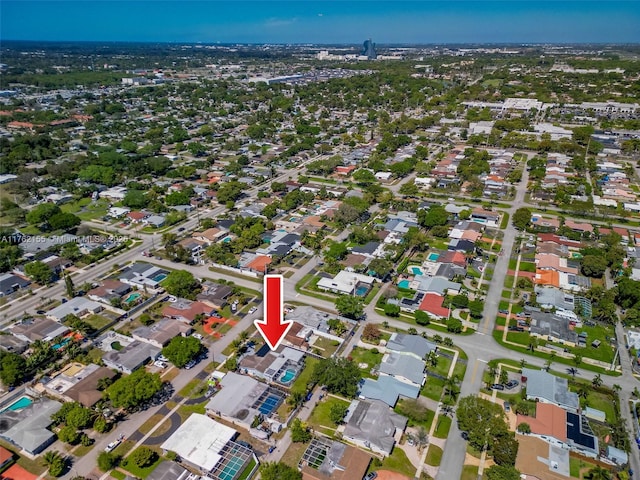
[522,368,579,411]
[387,333,436,359]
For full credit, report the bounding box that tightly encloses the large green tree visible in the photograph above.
[311,357,362,398]
[335,295,364,319]
[161,270,201,300]
[456,396,508,450]
[26,203,61,224]
[162,336,202,368]
[512,208,531,230]
[106,369,162,410]
[0,350,26,386]
[260,462,302,480]
[485,465,522,480]
[24,260,54,284]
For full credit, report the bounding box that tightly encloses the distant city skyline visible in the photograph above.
[2,1,639,44]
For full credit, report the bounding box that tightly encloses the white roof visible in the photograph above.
[160,414,236,471]
[317,270,374,294]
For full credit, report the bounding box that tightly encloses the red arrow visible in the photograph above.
[254,274,292,351]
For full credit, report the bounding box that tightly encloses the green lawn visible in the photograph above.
[586,390,616,423]
[380,446,416,478]
[461,465,479,480]
[84,314,113,330]
[307,397,350,431]
[433,415,452,439]
[122,448,164,479]
[430,354,453,378]
[237,458,257,480]
[348,346,382,378]
[421,376,445,401]
[425,445,443,466]
[291,357,320,394]
[519,262,536,273]
[311,336,340,358]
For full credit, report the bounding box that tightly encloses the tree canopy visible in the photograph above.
[512,207,531,230]
[335,295,364,319]
[162,336,202,368]
[311,357,362,398]
[106,369,162,410]
[161,270,201,300]
[260,462,302,480]
[456,396,508,451]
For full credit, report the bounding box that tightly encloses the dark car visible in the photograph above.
[364,473,378,480]
[505,380,519,390]
[304,392,313,402]
[491,384,505,391]
[178,227,185,232]
[36,310,46,315]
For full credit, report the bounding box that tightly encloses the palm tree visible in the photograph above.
[239,330,250,343]
[42,451,63,469]
[586,465,612,480]
[519,359,526,369]
[612,384,621,396]
[566,367,578,378]
[288,391,304,408]
[427,351,438,368]
[592,374,603,388]
[414,426,429,451]
[444,375,460,402]
[577,386,589,400]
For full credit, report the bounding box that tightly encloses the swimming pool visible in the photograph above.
[0,396,33,413]
[279,368,297,384]
[355,285,369,297]
[52,338,71,350]
[427,252,440,261]
[410,266,424,275]
[398,280,410,289]
[219,455,245,480]
[124,292,141,304]
[257,394,282,415]
[153,273,167,283]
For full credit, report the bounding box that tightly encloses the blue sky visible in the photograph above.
[2,1,639,44]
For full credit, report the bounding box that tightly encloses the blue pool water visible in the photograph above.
[355,286,369,297]
[53,338,71,350]
[398,280,410,289]
[280,368,296,384]
[0,396,33,413]
[223,237,232,243]
[258,395,281,415]
[124,292,141,304]
[153,273,167,282]
[411,266,424,275]
[428,252,440,261]
[219,455,245,480]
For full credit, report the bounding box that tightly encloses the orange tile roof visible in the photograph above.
[535,269,560,287]
[419,293,450,318]
[246,255,272,273]
[1,464,37,480]
[516,403,567,441]
[0,446,13,465]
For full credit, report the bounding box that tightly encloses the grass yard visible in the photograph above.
[519,262,536,273]
[348,346,382,378]
[381,446,416,478]
[237,458,257,480]
[307,397,350,432]
[280,440,308,468]
[461,465,479,480]
[433,415,452,439]
[85,314,113,330]
[122,447,164,479]
[585,390,616,423]
[311,336,340,357]
[291,356,320,395]
[425,445,443,467]
[421,376,445,402]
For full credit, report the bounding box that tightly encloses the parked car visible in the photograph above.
[36,310,46,315]
[248,306,258,315]
[154,360,168,369]
[505,380,519,390]
[364,473,378,480]
[158,355,169,362]
[193,333,203,340]
[491,384,505,391]
[185,360,196,370]
[104,439,121,452]
[503,402,511,412]
[304,392,313,402]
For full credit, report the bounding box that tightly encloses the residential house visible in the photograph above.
[0,398,62,455]
[300,438,371,480]
[521,368,580,413]
[192,228,227,245]
[0,334,29,354]
[11,318,70,343]
[0,273,30,297]
[88,279,131,304]
[317,271,375,296]
[46,297,104,322]
[119,263,169,289]
[517,403,598,458]
[238,344,305,383]
[132,318,192,348]
[529,311,579,346]
[162,299,215,324]
[102,340,160,374]
[343,399,407,456]
[196,281,233,309]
